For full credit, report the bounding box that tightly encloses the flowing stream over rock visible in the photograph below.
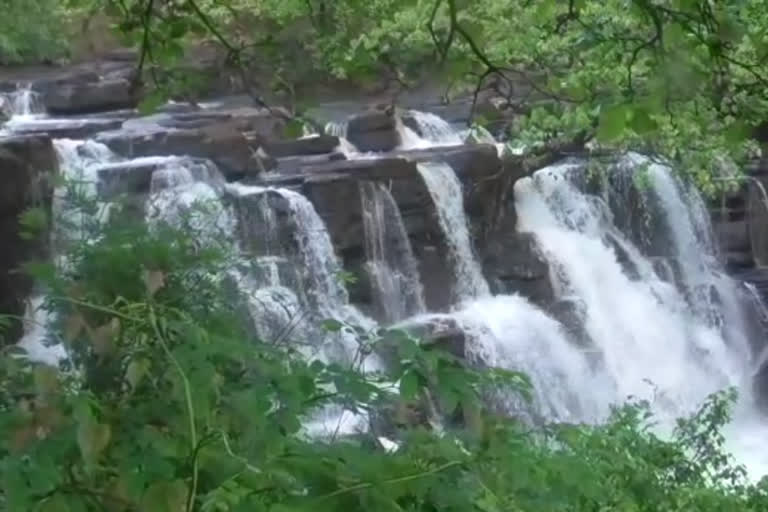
[5,92,768,475]
[360,180,426,323]
[416,161,490,302]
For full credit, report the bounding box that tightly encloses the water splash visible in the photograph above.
[417,161,490,302]
[0,84,44,119]
[360,181,426,322]
[400,110,463,149]
[512,156,768,476]
[454,295,609,423]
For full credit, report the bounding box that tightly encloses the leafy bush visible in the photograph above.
[2,191,768,511]
[0,0,70,64]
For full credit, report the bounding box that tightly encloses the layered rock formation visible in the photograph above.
[0,134,57,343]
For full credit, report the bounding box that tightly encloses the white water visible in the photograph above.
[400,110,463,149]
[511,157,767,476]
[454,295,609,423]
[360,181,426,322]
[417,161,490,302]
[0,84,44,120]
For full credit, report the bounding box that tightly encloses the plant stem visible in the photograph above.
[149,306,198,512]
[315,460,463,502]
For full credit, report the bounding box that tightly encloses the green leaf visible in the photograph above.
[597,105,628,142]
[321,319,344,332]
[399,371,419,399]
[397,337,419,360]
[138,92,166,115]
[18,207,48,240]
[629,108,657,135]
[33,365,58,396]
[77,419,111,466]
[283,119,304,138]
[126,357,150,389]
[141,480,188,512]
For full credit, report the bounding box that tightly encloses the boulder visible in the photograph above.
[549,298,589,345]
[262,135,340,158]
[95,159,169,200]
[3,117,124,139]
[97,108,287,179]
[0,134,57,344]
[274,153,346,174]
[97,125,256,180]
[43,78,140,115]
[482,231,554,306]
[391,144,500,180]
[346,109,400,152]
[714,220,750,252]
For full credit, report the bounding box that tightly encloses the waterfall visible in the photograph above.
[0,84,43,119]
[454,295,609,423]
[323,120,359,157]
[417,161,490,302]
[507,156,768,475]
[515,162,747,415]
[360,181,426,323]
[226,183,379,369]
[400,110,463,148]
[145,158,233,243]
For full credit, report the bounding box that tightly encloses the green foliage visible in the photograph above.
[100,0,768,187]
[0,0,70,64]
[3,181,768,512]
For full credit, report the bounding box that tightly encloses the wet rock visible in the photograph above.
[482,231,554,306]
[43,78,139,115]
[392,144,500,180]
[549,298,589,345]
[262,135,340,158]
[95,159,169,199]
[274,153,346,174]
[96,108,287,179]
[715,220,750,252]
[225,186,298,257]
[0,134,57,344]
[3,118,124,139]
[97,125,256,179]
[346,109,400,152]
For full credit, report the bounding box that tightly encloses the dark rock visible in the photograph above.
[714,220,750,252]
[97,125,255,180]
[225,186,298,257]
[95,159,167,199]
[346,110,400,152]
[96,108,287,179]
[262,135,340,158]
[549,298,589,345]
[604,233,640,280]
[0,134,57,344]
[483,231,554,306]
[3,117,124,139]
[275,153,346,174]
[391,144,500,180]
[43,78,140,115]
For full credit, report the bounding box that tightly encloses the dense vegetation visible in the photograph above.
[17,0,760,189]
[2,189,768,511]
[5,1,768,510]
[9,1,768,185]
[0,0,70,64]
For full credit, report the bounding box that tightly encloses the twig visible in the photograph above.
[314,460,464,502]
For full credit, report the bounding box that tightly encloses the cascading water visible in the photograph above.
[509,156,768,475]
[360,180,426,323]
[0,84,43,119]
[417,161,490,302]
[400,110,463,148]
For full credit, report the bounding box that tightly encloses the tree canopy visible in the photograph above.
[8,1,768,185]
[75,0,768,189]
